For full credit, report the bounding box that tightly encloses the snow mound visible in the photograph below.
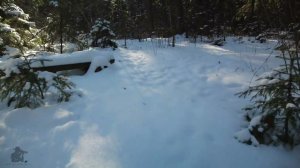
[31,48,115,68]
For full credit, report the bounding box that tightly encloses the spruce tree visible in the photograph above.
[236,31,300,147]
[90,18,117,49]
[0,2,74,109]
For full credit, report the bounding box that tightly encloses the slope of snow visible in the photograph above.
[0,37,299,168]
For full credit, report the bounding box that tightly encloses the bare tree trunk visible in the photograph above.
[251,0,256,18]
[124,35,127,48]
[178,0,185,34]
[148,0,154,32]
[59,10,63,54]
[172,35,175,47]
[59,15,63,54]
[285,53,294,144]
[167,5,175,47]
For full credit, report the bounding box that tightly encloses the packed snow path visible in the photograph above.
[0,38,299,168]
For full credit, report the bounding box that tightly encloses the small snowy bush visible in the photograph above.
[90,19,117,49]
[0,62,74,108]
[236,32,300,148]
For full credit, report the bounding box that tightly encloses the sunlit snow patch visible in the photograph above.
[66,126,120,168]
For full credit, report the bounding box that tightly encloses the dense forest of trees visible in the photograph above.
[3,0,299,47]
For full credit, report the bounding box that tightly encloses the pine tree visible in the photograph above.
[0,2,37,56]
[90,18,117,49]
[236,31,300,147]
[0,2,74,109]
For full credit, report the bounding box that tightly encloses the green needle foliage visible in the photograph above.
[237,30,300,148]
[0,1,75,109]
[0,55,75,109]
[90,19,117,49]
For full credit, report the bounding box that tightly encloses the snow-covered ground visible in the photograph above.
[0,37,299,168]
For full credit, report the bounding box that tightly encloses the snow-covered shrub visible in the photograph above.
[90,19,117,49]
[236,33,300,147]
[0,60,74,108]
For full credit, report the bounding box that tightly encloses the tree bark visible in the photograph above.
[59,9,63,54]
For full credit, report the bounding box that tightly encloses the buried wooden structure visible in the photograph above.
[32,58,115,73]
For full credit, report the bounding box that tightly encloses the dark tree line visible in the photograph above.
[11,0,300,44]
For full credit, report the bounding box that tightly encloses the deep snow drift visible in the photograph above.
[0,37,299,168]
